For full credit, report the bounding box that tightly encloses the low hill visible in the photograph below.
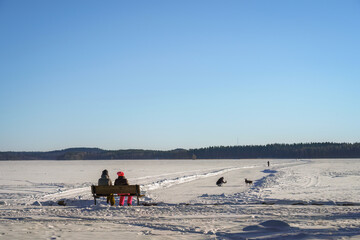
[1,142,360,160]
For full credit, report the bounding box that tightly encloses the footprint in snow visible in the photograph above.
[243,220,291,232]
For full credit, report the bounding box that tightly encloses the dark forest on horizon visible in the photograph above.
[1,142,360,160]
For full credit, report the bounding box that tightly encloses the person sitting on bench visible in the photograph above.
[98,169,115,206]
[114,171,133,206]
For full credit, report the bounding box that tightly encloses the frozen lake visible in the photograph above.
[0,159,360,239]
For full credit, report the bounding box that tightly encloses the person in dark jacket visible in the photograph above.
[114,171,133,206]
[216,177,227,187]
[98,169,115,206]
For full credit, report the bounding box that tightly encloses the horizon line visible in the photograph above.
[1,141,359,153]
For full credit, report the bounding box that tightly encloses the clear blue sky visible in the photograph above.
[1,0,359,151]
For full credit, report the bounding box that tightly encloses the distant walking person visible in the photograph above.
[216,177,227,187]
[114,171,133,206]
[267,161,270,167]
[98,169,115,206]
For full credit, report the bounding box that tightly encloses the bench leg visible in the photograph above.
[137,195,139,206]
[94,197,97,205]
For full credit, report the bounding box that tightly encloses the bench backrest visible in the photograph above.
[92,185,140,195]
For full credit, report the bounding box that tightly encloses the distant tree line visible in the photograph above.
[191,142,360,159]
[1,143,360,160]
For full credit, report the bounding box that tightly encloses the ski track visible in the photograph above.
[142,166,246,191]
[21,165,257,205]
[48,161,296,206]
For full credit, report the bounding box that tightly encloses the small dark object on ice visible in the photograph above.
[216,177,227,187]
[57,200,66,206]
[142,202,158,206]
[245,178,253,184]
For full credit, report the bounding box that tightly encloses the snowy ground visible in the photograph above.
[0,159,359,239]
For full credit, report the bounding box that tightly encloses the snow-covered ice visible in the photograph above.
[0,159,359,239]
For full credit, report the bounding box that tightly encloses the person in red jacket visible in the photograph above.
[114,171,133,206]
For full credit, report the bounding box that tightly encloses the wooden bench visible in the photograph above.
[91,185,144,206]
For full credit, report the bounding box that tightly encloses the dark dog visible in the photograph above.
[245,178,253,184]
